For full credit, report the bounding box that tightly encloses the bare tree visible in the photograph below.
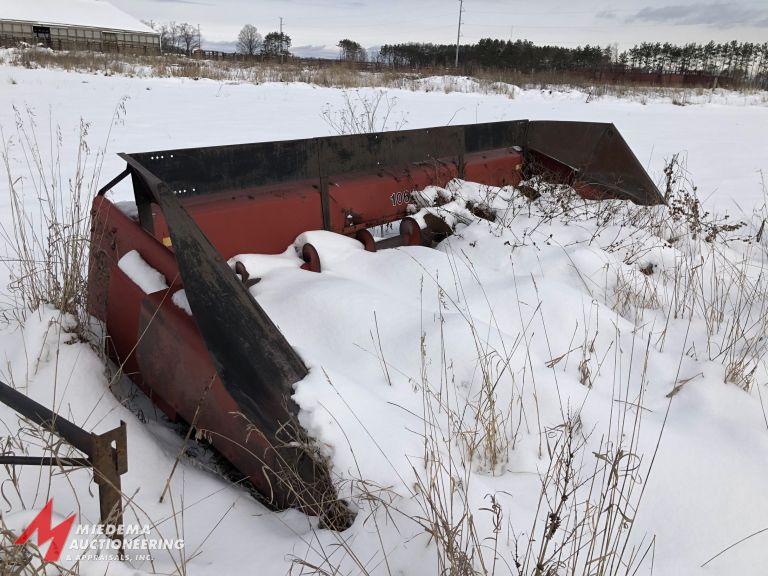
[237,24,263,56]
[178,22,200,55]
[159,21,179,53]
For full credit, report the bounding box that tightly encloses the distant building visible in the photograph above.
[0,0,160,54]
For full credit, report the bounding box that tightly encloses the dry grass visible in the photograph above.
[284,274,660,576]
[4,47,763,103]
[0,519,71,575]
[321,90,408,135]
[0,102,126,337]
[492,154,768,393]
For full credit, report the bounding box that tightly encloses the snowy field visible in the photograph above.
[0,59,768,576]
[1,62,766,214]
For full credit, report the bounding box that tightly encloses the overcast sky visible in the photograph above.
[111,0,768,57]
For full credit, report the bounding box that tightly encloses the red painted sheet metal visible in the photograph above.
[105,266,145,384]
[136,291,282,502]
[134,150,524,261]
[90,197,180,417]
[90,196,180,284]
[464,149,524,188]
[327,162,458,233]
[106,269,178,420]
[90,197,281,497]
[150,181,324,260]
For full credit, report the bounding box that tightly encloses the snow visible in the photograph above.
[117,250,168,294]
[293,230,364,269]
[113,200,138,221]
[228,247,303,278]
[244,180,768,575]
[171,289,192,315]
[0,307,300,576]
[0,61,767,575]
[0,0,157,35]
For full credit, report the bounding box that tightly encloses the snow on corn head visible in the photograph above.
[88,120,663,523]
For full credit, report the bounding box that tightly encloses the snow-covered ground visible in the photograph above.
[0,63,765,214]
[0,60,768,575]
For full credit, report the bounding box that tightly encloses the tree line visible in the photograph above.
[235,26,371,61]
[236,24,291,57]
[141,21,293,57]
[621,41,768,78]
[140,20,768,83]
[377,39,768,80]
[379,40,609,71]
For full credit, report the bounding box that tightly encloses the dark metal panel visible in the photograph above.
[129,138,321,198]
[526,120,610,170]
[318,126,464,176]
[527,121,663,205]
[582,124,663,205]
[126,125,467,201]
[124,119,661,206]
[463,120,528,153]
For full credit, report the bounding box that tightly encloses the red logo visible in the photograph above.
[13,500,76,562]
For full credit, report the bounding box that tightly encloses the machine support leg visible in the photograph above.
[91,422,128,553]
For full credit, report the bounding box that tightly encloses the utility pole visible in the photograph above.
[279,17,284,63]
[454,0,464,68]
